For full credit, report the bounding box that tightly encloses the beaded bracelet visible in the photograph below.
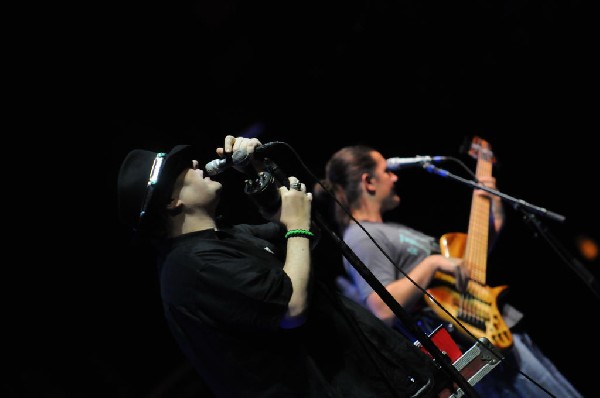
[285,229,314,239]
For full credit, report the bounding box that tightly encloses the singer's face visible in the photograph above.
[371,151,400,212]
[171,160,223,209]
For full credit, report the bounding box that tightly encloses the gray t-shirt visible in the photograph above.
[342,221,439,306]
[342,221,522,329]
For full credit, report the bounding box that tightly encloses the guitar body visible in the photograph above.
[424,137,514,350]
[426,232,513,349]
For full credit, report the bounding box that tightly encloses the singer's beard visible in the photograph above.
[381,193,400,213]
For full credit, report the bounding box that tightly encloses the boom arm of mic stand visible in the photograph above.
[423,164,565,223]
[312,210,480,398]
[424,164,600,298]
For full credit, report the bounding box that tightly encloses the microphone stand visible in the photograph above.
[312,211,479,397]
[262,158,479,398]
[424,164,600,300]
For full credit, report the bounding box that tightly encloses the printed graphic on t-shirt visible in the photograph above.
[398,231,431,256]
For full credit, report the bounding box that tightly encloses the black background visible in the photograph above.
[17,1,599,397]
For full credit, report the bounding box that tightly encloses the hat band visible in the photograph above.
[139,152,166,222]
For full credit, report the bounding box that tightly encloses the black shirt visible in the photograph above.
[158,223,441,398]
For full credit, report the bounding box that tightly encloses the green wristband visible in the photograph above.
[285,229,314,239]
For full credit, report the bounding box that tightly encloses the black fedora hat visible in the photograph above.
[117,145,194,235]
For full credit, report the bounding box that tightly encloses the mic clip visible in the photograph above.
[244,171,281,218]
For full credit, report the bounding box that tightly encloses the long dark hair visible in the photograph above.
[313,145,377,233]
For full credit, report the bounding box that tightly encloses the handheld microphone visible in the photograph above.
[386,156,447,171]
[205,142,283,176]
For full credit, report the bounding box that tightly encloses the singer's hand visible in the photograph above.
[278,177,312,231]
[216,135,264,174]
[474,175,497,199]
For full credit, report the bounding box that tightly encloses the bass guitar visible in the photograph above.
[425,136,513,350]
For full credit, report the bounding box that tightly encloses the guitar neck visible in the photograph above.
[464,140,494,284]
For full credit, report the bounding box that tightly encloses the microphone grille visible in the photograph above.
[205,159,223,176]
